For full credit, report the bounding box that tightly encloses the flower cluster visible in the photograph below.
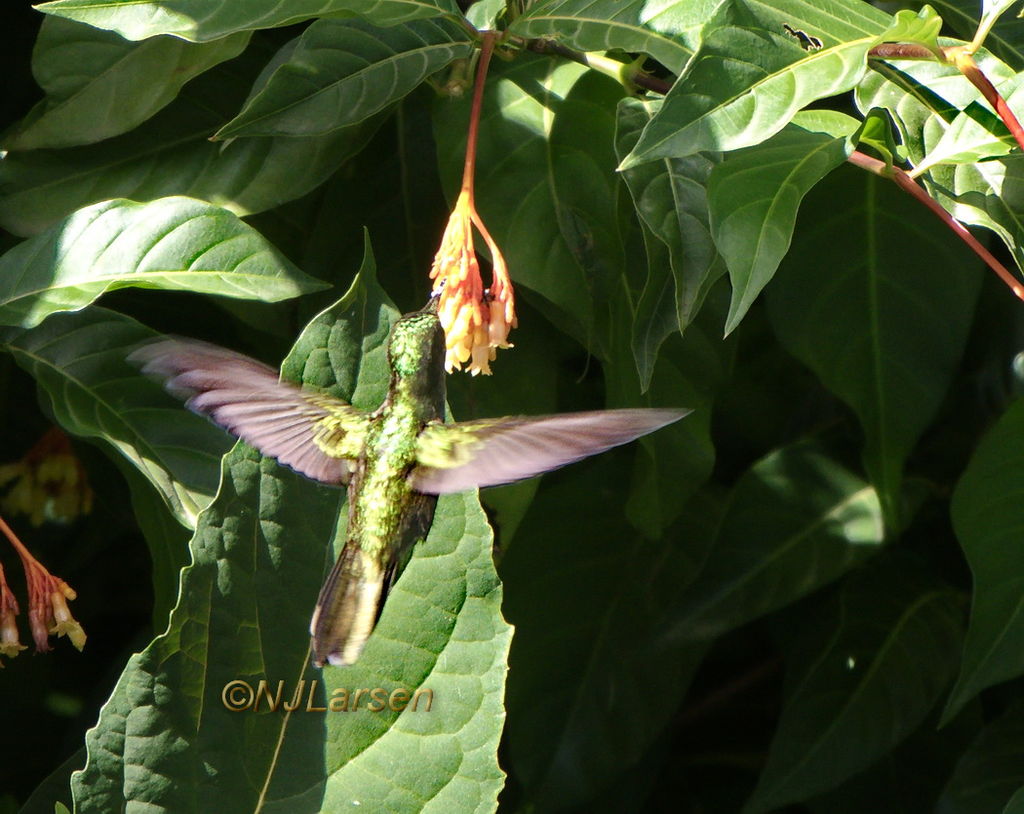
[430,188,516,375]
[0,427,93,526]
[0,432,88,666]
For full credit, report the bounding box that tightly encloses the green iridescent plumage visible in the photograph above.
[132,298,687,666]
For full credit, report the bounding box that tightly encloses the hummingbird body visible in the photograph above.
[132,301,687,667]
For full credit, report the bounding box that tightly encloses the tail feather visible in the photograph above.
[310,544,386,667]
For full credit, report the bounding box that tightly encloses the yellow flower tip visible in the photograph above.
[49,590,86,651]
[0,606,25,661]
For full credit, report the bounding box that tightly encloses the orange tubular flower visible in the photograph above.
[0,512,85,654]
[0,564,26,664]
[430,32,517,376]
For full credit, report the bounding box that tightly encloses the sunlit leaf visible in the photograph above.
[508,0,721,74]
[215,18,473,138]
[35,0,464,42]
[0,196,326,329]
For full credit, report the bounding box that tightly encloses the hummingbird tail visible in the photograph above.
[310,543,389,668]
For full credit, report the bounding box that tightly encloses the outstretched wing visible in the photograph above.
[130,338,371,485]
[411,408,688,494]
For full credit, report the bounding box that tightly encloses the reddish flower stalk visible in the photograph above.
[848,150,1024,302]
[430,32,517,375]
[0,512,85,653]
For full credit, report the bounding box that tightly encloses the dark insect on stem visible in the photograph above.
[783,23,823,51]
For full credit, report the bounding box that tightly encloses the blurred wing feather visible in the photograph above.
[412,408,688,494]
[130,338,370,485]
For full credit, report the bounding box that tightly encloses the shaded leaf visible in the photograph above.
[707,109,858,333]
[615,96,724,352]
[36,0,464,42]
[216,18,473,139]
[5,16,248,150]
[665,443,884,643]
[501,457,711,810]
[765,166,982,526]
[508,0,719,74]
[0,196,327,329]
[0,44,383,237]
[745,559,963,813]
[938,702,1024,814]
[944,399,1024,721]
[2,307,232,527]
[71,242,510,813]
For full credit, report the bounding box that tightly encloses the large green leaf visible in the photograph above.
[35,0,465,42]
[665,443,884,643]
[71,243,511,813]
[938,702,1024,814]
[929,0,1024,67]
[0,196,326,329]
[501,458,711,810]
[216,18,473,138]
[615,97,724,353]
[744,559,963,813]
[765,166,982,526]
[508,0,719,75]
[620,0,920,166]
[433,54,626,349]
[944,399,1024,721]
[4,16,248,150]
[2,307,231,528]
[0,44,383,237]
[707,109,858,333]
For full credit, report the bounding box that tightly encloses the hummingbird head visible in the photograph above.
[386,308,446,417]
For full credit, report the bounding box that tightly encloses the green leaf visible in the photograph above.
[501,457,711,810]
[2,307,232,528]
[666,443,884,643]
[215,18,473,139]
[944,399,1024,721]
[71,241,511,813]
[619,0,897,166]
[765,166,982,527]
[35,0,465,42]
[5,16,248,150]
[930,0,1024,67]
[856,106,904,168]
[0,46,383,237]
[508,0,717,74]
[938,702,1024,814]
[615,96,724,350]
[744,559,963,813]
[707,109,858,333]
[855,47,1016,167]
[433,54,626,347]
[0,196,327,329]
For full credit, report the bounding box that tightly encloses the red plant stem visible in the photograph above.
[848,150,1024,301]
[460,32,497,195]
[953,52,1024,153]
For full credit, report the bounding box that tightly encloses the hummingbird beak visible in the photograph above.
[422,284,443,314]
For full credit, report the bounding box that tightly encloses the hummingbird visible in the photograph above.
[131,298,687,667]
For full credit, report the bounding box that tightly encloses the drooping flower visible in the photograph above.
[1,512,85,654]
[429,189,516,375]
[429,33,516,376]
[0,564,26,664]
